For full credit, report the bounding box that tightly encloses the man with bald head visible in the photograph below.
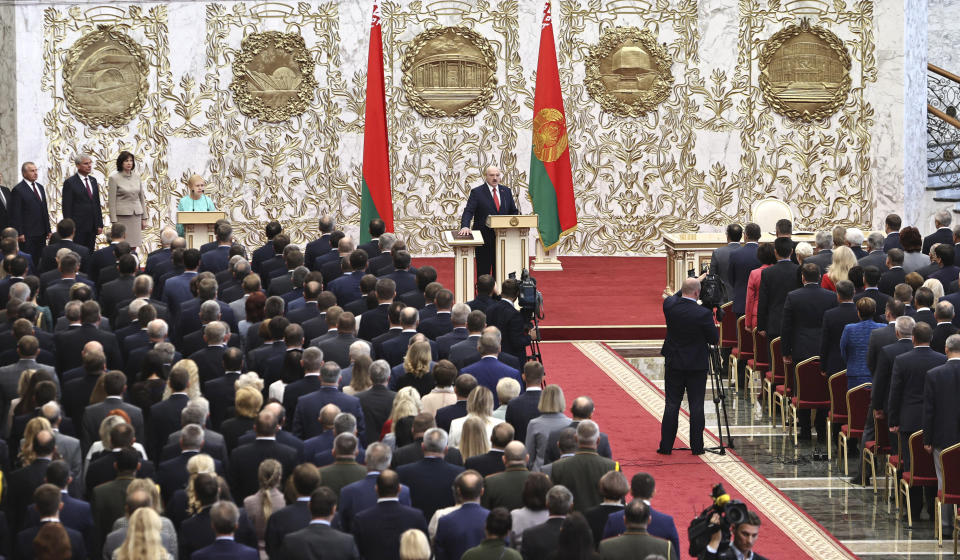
[459,165,519,276]
[482,441,531,510]
[657,276,719,456]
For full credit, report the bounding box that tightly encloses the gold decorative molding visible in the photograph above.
[62,26,149,128]
[401,26,497,118]
[585,26,674,117]
[758,19,852,122]
[230,31,317,123]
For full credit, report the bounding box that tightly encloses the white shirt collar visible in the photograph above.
[377,497,400,503]
[310,519,331,525]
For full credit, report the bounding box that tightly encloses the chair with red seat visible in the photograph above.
[774,353,797,432]
[935,441,960,548]
[729,315,753,394]
[838,383,871,475]
[746,328,770,401]
[862,413,893,493]
[826,371,848,461]
[789,357,828,445]
[896,430,938,527]
[719,302,736,350]
[764,337,784,423]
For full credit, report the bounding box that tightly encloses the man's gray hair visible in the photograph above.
[146,319,168,340]
[895,315,916,338]
[370,359,391,385]
[292,266,309,289]
[320,362,341,384]
[181,398,210,426]
[366,442,392,471]
[947,334,960,354]
[937,208,953,227]
[73,153,91,166]
[815,231,833,250]
[349,340,371,360]
[451,303,470,325]
[9,282,30,301]
[478,332,500,355]
[154,342,176,363]
[546,485,574,515]
[867,231,885,250]
[210,501,239,531]
[302,346,323,372]
[845,228,864,245]
[204,321,227,344]
[576,419,600,445]
[133,274,154,296]
[936,300,956,321]
[199,300,221,323]
[378,232,397,251]
[423,427,448,453]
[56,247,73,260]
[160,227,178,246]
[64,301,82,322]
[128,298,148,319]
[334,412,357,435]
[180,423,205,450]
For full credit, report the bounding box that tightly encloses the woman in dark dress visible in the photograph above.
[395,340,436,396]
[129,350,168,419]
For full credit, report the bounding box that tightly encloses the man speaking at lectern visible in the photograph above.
[459,165,519,277]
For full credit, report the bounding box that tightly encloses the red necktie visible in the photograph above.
[84,177,92,199]
[492,187,500,212]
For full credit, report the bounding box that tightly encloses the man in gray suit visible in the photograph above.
[0,335,58,431]
[804,231,834,273]
[709,224,742,300]
[40,402,83,485]
[317,311,362,368]
[859,231,889,272]
[80,370,145,452]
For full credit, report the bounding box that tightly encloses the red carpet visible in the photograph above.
[539,342,855,559]
[415,257,666,339]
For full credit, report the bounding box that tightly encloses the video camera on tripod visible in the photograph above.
[687,483,749,558]
[689,264,727,320]
[509,269,543,363]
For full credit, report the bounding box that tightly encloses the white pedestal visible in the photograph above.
[532,239,563,271]
[443,230,484,304]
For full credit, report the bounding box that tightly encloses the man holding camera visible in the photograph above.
[658,276,719,456]
[703,510,766,560]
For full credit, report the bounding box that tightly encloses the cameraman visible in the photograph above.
[487,278,531,363]
[657,276,719,456]
[702,510,766,560]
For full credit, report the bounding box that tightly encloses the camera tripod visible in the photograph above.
[674,344,735,455]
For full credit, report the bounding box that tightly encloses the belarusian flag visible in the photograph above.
[529,0,576,250]
[360,0,393,244]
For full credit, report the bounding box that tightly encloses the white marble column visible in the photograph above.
[0,3,16,185]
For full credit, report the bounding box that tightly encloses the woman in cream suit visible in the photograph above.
[108,150,148,249]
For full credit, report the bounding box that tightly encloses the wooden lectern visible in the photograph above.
[178,211,226,249]
[487,214,538,287]
[443,230,485,304]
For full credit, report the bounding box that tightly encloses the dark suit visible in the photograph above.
[728,242,761,315]
[352,500,428,560]
[923,227,954,255]
[889,347,947,433]
[932,322,959,354]
[820,302,859,375]
[190,345,228,385]
[320,258,345,287]
[460,183,520,276]
[390,439,463,469]
[250,243,274,275]
[385,269,417,297]
[191,538,259,560]
[288,301,321,326]
[923,360,960,450]
[484,301,529,363]
[293,387,366,440]
[885,232,902,252]
[397,457,464,521]
[379,331,438,368]
[356,303,390,341]
[870,338,913,416]
[9,180,51,265]
[435,401,467,434]
[39,239,90,275]
[434,502,489,560]
[603,506,680,558]
[916,308,937,329]
[505,389,541,444]
[781,283,837,362]
[544,422,612,464]
[521,517,564,560]
[16,520,86,560]
[854,288,891,323]
[304,234,332,271]
[80,396,144,451]
[148,393,191,458]
[859,250,889,273]
[179,507,256,560]
[281,375,323,421]
[281,522,359,560]
[24,493,94,556]
[462,357,522,408]
[659,293,718,454]
[464,449,506,477]
[158,451,224,503]
[417,311,453,340]
[199,245,232,274]
[804,249,833,274]
[757,260,800,340]
[5,458,51,528]
[98,275,135,321]
[318,333,362,368]
[336,473,413,534]
[229,439,299,504]
[436,327,468,359]
[61,173,103,252]
[0,185,11,231]
[356,385,396,446]
[45,276,96,319]
[329,270,364,306]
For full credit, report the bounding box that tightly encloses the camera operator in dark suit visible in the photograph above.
[459,166,519,277]
[657,276,719,456]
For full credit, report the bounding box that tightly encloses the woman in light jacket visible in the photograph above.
[108,151,148,249]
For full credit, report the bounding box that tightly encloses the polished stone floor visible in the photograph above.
[612,344,958,559]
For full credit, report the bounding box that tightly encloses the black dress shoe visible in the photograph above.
[848,474,866,485]
[655,448,672,455]
[798,431,812,442]
[691,449,706,456]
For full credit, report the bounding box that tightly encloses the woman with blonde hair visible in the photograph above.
[398,528,431,560]
[221,386,263,451]
[19,417,52,467]
[458,416,491,460]
[243,459,284,559]
[114,506,171,560]
[449,386,500,448]
[523,384,571,470]
[162,359,201,401]
[923,278,945,302]
[821,246,857,291]
[344,354,373,396]
[381,386,423,449]
[163,453,216,529]
[6,368,35,437]
[175,174,217,237]
[396,340,436,396]
[494,377,521,420]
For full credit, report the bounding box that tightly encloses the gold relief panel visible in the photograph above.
[585,27,674,117]
[230,31,317,123]
[758,19,852,122]
[401,26,498,118]
[62,26,149,128]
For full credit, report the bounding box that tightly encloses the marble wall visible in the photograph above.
[0,3,16,187]
[4,0,925,254]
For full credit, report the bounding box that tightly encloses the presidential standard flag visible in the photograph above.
[360,0,393,244]
[529,0,577,250]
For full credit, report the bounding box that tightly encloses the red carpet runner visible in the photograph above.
[540,342,856,559]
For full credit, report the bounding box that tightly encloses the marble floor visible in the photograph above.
[611,343,958,559]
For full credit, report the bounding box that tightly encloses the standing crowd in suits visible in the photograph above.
[0,178,716,560]
[712,210,960,532]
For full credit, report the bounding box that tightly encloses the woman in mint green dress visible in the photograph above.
[176,175,217,236]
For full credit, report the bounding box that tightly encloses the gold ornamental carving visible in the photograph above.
[230,31,317,123]
[402,26,497,118]
[62,26,149,128]
[585,27,674,117]
[758,19,852,122]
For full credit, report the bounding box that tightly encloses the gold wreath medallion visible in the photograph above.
[585,27,673,117]
[62,26,149,128]
[230,31,317,123]
[533,108,569,163]
[758,19,852,122]
[402,27,497,118]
